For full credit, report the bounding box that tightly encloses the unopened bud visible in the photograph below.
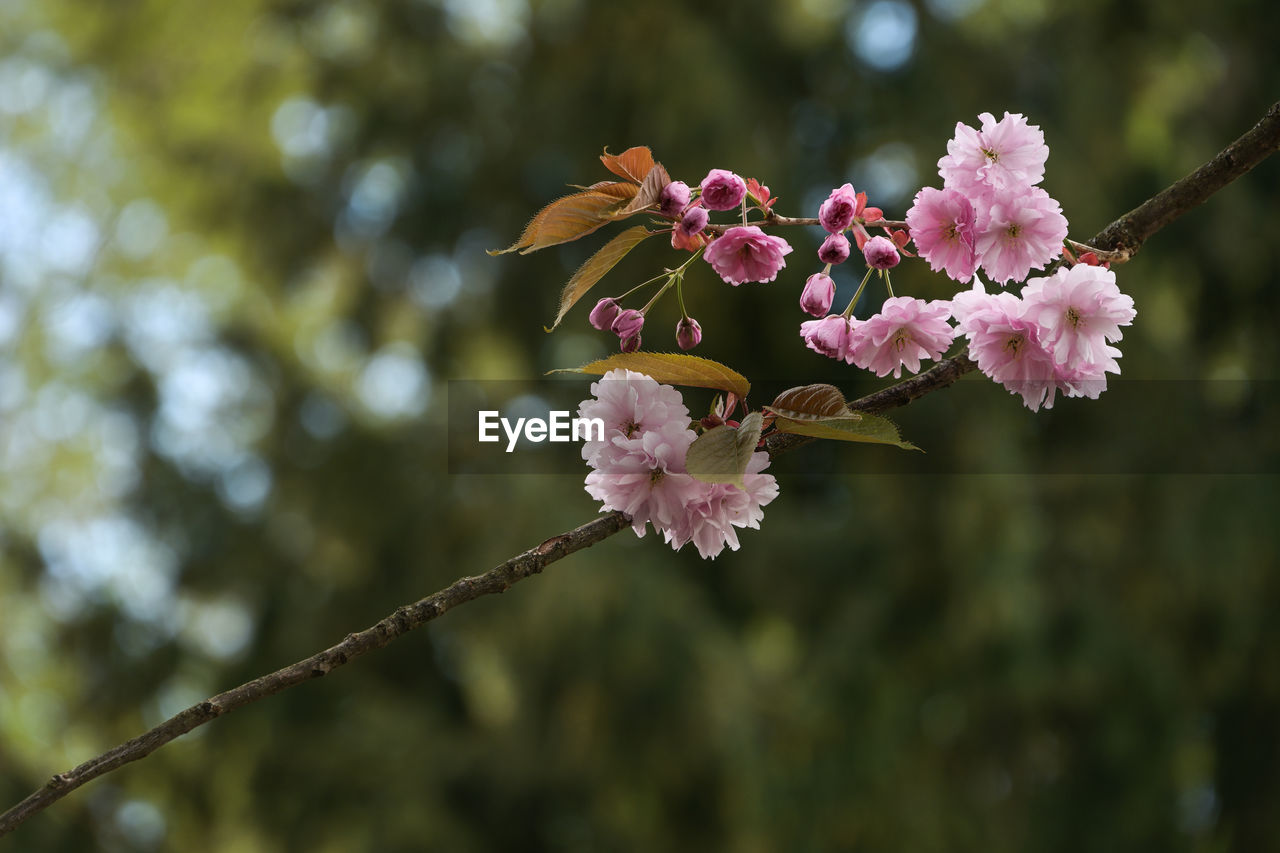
[818,233,851,265]
[677,205,709,237]
[658,181,691,218]
[675,317,703,350]
[588,297,621,331]
[862,235,900,270]
[611,308,644,340]
[620,333,642,353]
[800,272,835,317]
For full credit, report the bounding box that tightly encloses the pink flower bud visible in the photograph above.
[675,317,702,350]
[620,333,642,353]
[658,181,691,218]
[863,235,901,270]
[588,297,621,331]
[819,183,859,234]
[699,169,747,211]
[678,205,709,237]
[800,272,835,317]
[818,233,851,265]
[611,308,644,340]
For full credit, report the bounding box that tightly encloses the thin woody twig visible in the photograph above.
[3,100,1278,842]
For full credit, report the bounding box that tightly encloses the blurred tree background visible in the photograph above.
[1,0,1278,850]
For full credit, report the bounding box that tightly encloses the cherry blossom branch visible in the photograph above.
[1090,100,1280,261]
[3,101,1278,842]
[0,512,632,839]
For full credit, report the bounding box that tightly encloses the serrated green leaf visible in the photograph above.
[552,352,750,399]
[686,412,764,489]
[546,226,653,332]
[771,412,920,451]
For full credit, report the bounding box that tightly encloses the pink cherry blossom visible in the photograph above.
[577,371,781,559]
[584,424,705,538]
[938,111,1049,194]
[577,368,691,466]
[957,281,1061,411]
[800,315,857,362]
[704,225,793,285]
[949,277,1022,337]
[905,187,979,283]
[1020,263,1136,370]
[848,297,955,378]
[699,169,747,211]
[974,186,1068,284]
[664,452,779,559]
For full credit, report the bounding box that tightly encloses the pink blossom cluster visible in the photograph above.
[907,112,1068,285]
[952,264,1136,410]
[578,369,779,559]
[658,168,795,284]
[800,297,955,379]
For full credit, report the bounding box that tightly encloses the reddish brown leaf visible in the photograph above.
[766,384,852,420]
[546,225,653,331]
[620,163,672,215]
[491,190,634,255]
[580,181,642,201]
[600,146,656,183]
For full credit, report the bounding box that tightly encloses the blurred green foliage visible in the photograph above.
[1,0,1278,850]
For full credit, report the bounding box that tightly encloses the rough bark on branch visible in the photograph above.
[3,99,1278,841]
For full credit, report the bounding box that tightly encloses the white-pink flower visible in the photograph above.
[577,370,781,559]
[1020,263,1136,371]
[800,315,858,362]
[957,279,1061,411]
[704,225,793,285]
[584,423,702,538]
[938,111,1049,194]
[974,186,1068,284]
[664,452,779,559]
[906,187,979,283]
[848,297,955,379]
[577,368,691,466]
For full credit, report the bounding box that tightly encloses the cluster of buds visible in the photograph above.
[587,168,796,352]
[800,183,907,319]
[589,297,644,352]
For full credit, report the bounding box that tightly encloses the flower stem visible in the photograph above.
[842,267,875,319]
